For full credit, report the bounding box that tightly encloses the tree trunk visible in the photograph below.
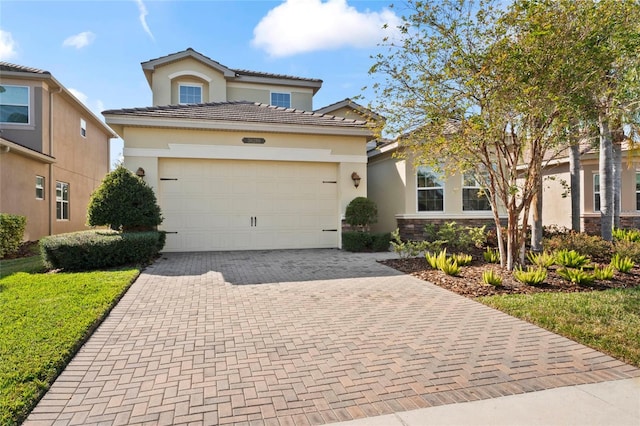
[599,113,614,241]
[613,126,624,230]
[569,143,581,232]
[530,174,543,252]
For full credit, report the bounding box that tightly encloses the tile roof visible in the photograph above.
[142,48,321,84]
[0,62,49,74]
[103,101,368,128]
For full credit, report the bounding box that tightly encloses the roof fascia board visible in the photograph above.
[0,138,56,163]
[141,50,236,77]
[233,75,322,93]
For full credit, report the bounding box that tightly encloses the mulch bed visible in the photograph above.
[380,254,640,298]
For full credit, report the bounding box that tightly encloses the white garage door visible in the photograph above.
[158,159,339,251]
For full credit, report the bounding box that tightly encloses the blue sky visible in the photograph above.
[0,0,400,165]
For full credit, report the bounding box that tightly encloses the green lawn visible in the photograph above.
[0,256,45,278]
[0,268,139,425]
[479,287,640,368]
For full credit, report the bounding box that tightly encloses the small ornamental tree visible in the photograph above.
[345,197,378,232]
[87,166,162,231]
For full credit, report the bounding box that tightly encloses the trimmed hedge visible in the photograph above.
[40,230,165,271]
[342,231,390,252]
[0,213,26,258]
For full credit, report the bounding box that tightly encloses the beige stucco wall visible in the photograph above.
[580,158,639,219]
[367,152,407,233]
[227,83,314,111]
[538,163,572,229]
[150,57,227,106]
[50,93,110,235]
[0,151,50,241]
[121,127,364,156]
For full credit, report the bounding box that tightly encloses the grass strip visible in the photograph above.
[0,256,45,278]
[479,286,640,368]
[0,269,139,425]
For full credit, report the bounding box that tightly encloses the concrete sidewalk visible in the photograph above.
[25,250,640,425]
[334,377,640,425]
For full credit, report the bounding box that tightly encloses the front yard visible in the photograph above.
[0,267,139,425]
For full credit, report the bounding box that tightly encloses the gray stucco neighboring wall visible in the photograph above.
[0,86,44,152]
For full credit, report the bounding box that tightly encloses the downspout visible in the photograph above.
[48,86,62,236]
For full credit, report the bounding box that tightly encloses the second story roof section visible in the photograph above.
[0,61,116,155]
[103,101,372,138]
[141,48,323,110]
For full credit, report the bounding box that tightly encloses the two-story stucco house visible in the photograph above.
[104,48,372,252]
[0,62,115,241]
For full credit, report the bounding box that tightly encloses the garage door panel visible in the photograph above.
[159,159,339,251]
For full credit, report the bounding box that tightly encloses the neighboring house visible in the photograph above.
[367,140,506,239]
[0,62,115,241]
[539,147,640,234]
[103,48,372,252]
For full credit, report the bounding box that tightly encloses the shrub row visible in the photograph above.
[0,213,26,258]
[342,231,390,252]
[40,230,165,271]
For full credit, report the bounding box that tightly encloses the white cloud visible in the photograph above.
[63,31,96,49]
[252,0,401,57]
[0,29,17,61]
[134,0,154,40]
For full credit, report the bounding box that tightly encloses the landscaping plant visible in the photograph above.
[593,265,615,281]
[0,214,26,259]
[482,270,503,286]
[513,266,547,286]
[556,268,594,285]
[87,165,163,231]
[527,251,555,268]
[451,253,473,266]
[554,249,591,268]
[610,253,635,273]
[483,247,500,263]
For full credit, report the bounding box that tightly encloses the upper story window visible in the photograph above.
[463,172,491,211]
[179,84,202,104]
[271,92,291,108]
[0,84,29,124]
[636,173,640,211]
[80,118,87,137]
[36,176,45,200]
[417,166,444,212]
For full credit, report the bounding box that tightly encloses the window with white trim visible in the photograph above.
[271,92,291,108]
[594,174,600,212]
[462,172,491,211]
[179,84,202,104]
[417,166,444,211]
[636,173,640,211]
[80,118,86,137]
[56,181,69,220]
[36,176,45,200]
[0,84,29,124]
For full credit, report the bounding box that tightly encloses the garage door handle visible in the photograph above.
[250,216,258,227]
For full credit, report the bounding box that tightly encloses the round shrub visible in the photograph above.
[345,197,378,231]
[88,166,162,231]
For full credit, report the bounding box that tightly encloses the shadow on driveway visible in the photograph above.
[144,249,403,285]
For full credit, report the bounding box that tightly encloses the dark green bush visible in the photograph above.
[371,233,391,252]
[40,230,165,271]
[342,231,373,252]
[342,231,390,252]
[87,166,163,231]
[543,231,612,262]
[0,213,26,258]
[345,197,378,231]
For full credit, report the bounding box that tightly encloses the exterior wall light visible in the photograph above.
[351,172,361,188]
[136,167,146,178]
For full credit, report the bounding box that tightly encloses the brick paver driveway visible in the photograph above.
[26,249,639,425]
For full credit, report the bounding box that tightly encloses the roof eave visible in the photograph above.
[103,114,372,138]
